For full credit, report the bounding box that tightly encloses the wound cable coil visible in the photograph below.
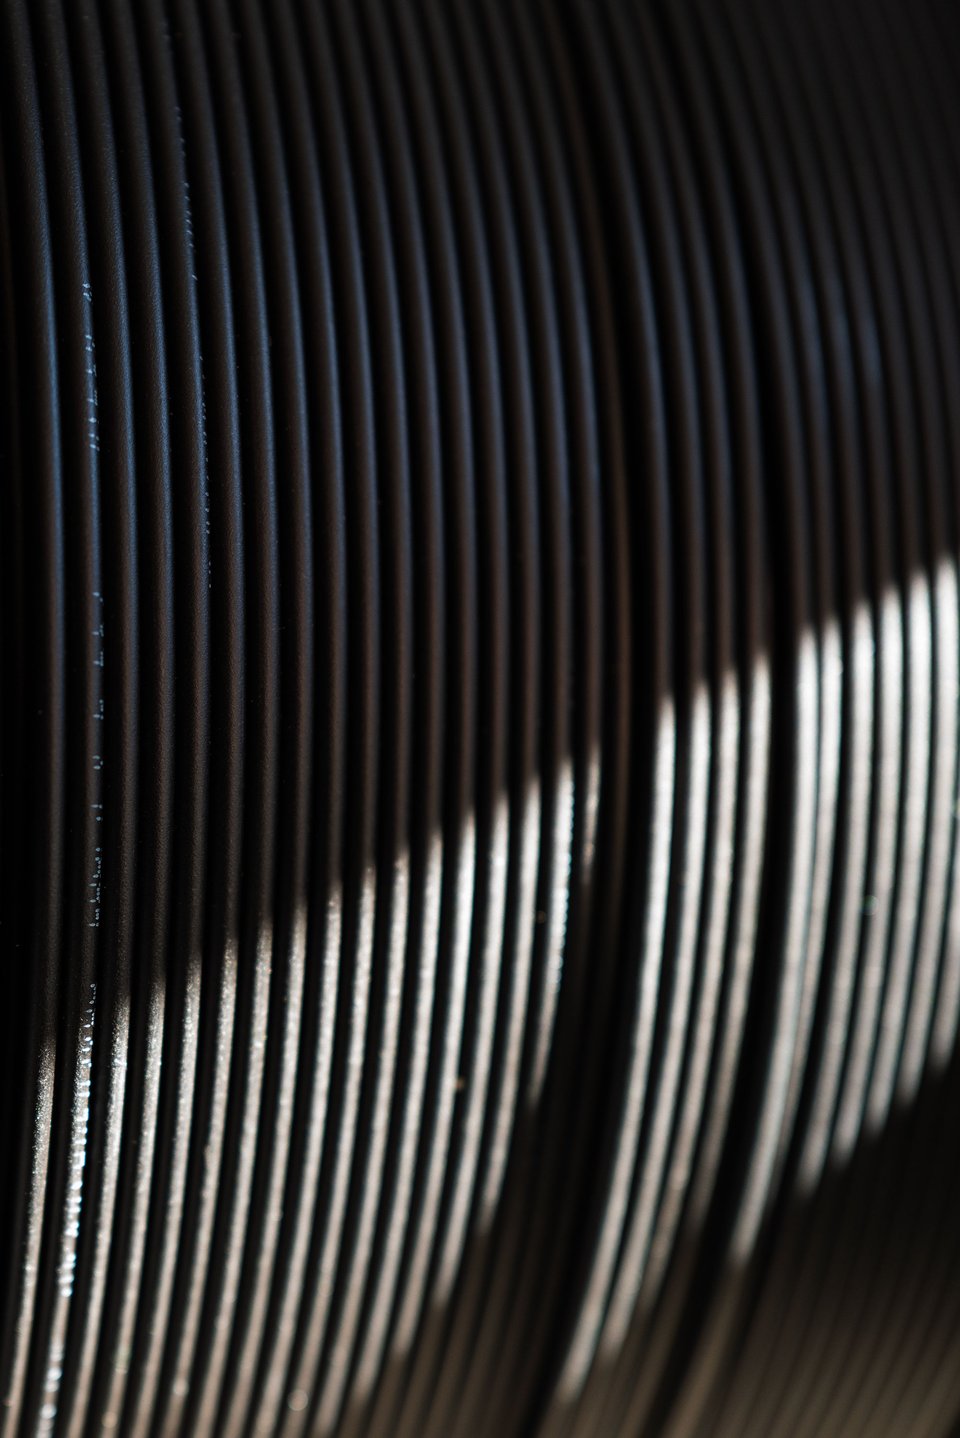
[2,1,960,1435]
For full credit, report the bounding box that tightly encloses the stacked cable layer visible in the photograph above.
[2,0,960,1434]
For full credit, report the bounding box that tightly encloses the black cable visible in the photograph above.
[3,4,960,1437]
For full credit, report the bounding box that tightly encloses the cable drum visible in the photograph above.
[2,2,960,1436]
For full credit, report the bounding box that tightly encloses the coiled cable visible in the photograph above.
[2,2,960,1435]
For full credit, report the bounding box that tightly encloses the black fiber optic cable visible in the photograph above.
[3,3,960,1437]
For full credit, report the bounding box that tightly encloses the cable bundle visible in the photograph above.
[1,1,960,1435]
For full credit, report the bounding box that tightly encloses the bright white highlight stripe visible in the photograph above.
[479,775,543,1222]
[833,586,902,1159]
[558,703,675,1400]
[867,570,932,1133]
[97,989,165,1429]
[733,628,819,1259]
[126,952,202,1438]
[691,657,771,1221]
[899,559,958,1102]
[315,861,410,1434]
[799,602,873,1190]
[390,819,476,1357]
[251,887,341,1435]
[220,907,309,1436]
[280,869,376,1438]
[528,762,575,1102]
[349,834,443,1405]
[776,614,842,1176]
[601,684,711,1355]
[643,671,738,1301]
